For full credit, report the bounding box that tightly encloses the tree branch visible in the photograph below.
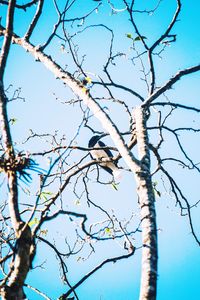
[0,0,39,11]
[0,26,140,176]
[0,0,16,80]
[60,248,135,299]
[142,65,200,107]
[24,0,44,41]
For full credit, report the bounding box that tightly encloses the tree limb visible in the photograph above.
[142,65,200,107]
[0,0,16,80]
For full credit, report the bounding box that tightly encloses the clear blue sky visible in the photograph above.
[1,0,200,299]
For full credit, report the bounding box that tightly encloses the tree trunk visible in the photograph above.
[134,107,158,300]
[0,70,32,300]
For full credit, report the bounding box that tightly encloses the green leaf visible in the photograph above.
[75,199,81,206]
[39,191,53,202]
[153,187,161,198]
[111,182,118,191]
[133,35,147,42]
[28,217,39,227]
[152,181,161,198]
[105,227,112,236]
[85,76,92,84]
[156,190,161,197]
[126,33,133,39]
[77,256,82,262]
[10,118,17,125]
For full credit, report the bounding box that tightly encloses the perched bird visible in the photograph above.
[88,135,121,179]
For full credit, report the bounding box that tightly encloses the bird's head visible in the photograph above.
[88,135,102,147]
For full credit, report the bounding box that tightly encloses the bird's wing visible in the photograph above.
[98,140,113,158]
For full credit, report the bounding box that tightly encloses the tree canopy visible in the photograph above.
[0,1,200,299]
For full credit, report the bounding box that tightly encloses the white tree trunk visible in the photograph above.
[134,107,158,300]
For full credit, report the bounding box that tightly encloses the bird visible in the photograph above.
[88,135,121,179]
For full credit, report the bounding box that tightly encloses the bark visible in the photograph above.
[134,107,158,300]
[0,2,33,295]
[0,0,16,80]
[1,223,32,300]
[0,86,33,300]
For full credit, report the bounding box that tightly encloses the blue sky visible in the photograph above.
[1,0,200,299]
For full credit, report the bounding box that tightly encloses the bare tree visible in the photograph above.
[0,0,199,299]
